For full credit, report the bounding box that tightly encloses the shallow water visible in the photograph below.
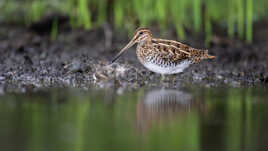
[0,87,268,151]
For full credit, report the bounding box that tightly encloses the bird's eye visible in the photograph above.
[139,32,143,35]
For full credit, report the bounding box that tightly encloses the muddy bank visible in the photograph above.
[0,24,268,93]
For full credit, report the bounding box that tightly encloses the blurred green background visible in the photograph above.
[1,0,268,43]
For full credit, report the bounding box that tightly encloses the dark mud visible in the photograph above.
[0,23,268,93]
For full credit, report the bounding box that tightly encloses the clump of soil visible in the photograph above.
[0,23,267,93]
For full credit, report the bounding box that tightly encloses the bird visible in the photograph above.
[111,27,215,75]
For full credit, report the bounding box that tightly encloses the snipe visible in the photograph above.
[112,28,215,75]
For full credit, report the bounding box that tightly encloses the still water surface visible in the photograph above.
[0,87,268,151]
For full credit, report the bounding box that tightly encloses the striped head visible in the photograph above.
[111,28,152,63]
[132,28,152,43]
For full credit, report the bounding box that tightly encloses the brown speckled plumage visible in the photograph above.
[112,28,215,75]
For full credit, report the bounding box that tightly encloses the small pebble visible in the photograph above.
[0,76,5,81]
[216,75,223,80]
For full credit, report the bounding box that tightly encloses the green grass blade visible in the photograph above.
[193,0,201,32]
[50,18,58,40]
[237,0,244,39]
[246,0,253,43]
[228,0,235,38]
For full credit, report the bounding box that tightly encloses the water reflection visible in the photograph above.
[136,89,202,132]
[0,88,268,151]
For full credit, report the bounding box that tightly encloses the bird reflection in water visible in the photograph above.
[136,89,204,132]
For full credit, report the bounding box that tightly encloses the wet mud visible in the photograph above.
[0,23,268,93]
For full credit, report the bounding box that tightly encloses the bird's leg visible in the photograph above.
[160,74,177,84]
[162,74,174,83]
[171,74,177,83]
[161,74,167,82]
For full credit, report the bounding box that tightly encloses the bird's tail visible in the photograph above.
[207,55,215,59]
[204,50,215,59]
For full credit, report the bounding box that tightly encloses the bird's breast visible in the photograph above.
[136,43,152,64]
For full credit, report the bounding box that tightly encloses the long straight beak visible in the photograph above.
[111,39,136,64]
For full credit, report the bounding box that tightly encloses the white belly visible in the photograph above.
[143,61,191,75]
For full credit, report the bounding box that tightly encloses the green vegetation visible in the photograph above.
[50,18,58,40]
[0,0,267,43]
